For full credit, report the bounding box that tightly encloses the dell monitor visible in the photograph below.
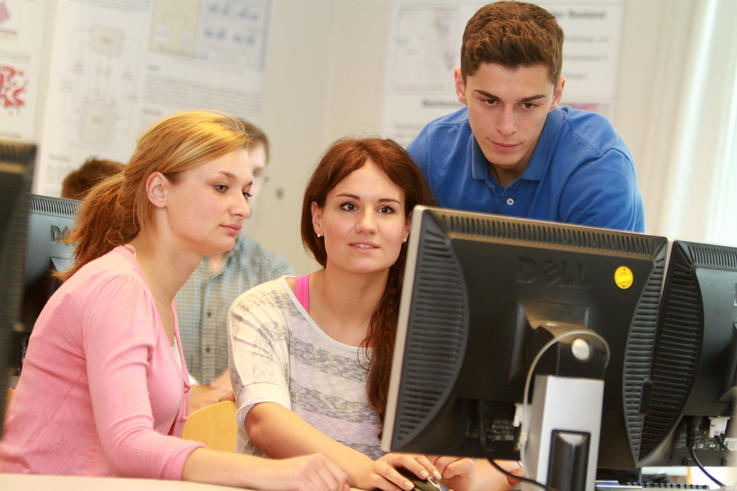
[382,206,668,486]
[0,140,36,437]
[13,194,79,373]
[640,240,737,469]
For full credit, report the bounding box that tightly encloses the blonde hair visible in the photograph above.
[60,110,249,280]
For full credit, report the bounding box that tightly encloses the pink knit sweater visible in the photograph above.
[0,246,204,478]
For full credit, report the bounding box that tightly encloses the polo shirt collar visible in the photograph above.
[470,136,492,182]
[522,108,562,182]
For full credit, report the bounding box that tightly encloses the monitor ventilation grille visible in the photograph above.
[687,243,737,270]
[392,226,468,449]
[640,251,701,458]
[0,141,36,164]
[30,195,80,216]
[441,213,658,255]
[622,250,666,461]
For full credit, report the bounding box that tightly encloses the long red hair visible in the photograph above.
[301,138,434,423]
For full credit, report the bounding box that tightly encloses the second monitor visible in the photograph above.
[15,194,79,372]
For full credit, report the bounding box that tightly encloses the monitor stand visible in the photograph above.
[523,374,604,491]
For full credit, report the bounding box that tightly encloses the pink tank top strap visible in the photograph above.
[295,274,310,312]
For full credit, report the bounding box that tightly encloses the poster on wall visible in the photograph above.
[0,0,47,142]
[35,0,271,197]
[382,0,623,146]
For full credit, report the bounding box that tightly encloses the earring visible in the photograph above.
[317,233,322,238]
[403,236,408,243]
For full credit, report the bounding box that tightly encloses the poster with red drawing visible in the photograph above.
[0,64,27,111]
[0,0,47,142]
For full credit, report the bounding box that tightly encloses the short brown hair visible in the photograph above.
[61,157,125,200]
[240,119,270,165]
[460,1,564,84]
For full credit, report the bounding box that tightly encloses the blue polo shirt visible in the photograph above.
[406,106,645,232]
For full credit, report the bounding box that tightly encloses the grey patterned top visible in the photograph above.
[227,277,383,459]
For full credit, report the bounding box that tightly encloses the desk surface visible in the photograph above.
[0,473,245,490]
[0,473,243,490]
[0,473,365,490]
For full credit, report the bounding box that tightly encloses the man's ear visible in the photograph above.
[551,76,566,111]
[146,171,169,208]
[454,67,468,105]
[311,201,323,236]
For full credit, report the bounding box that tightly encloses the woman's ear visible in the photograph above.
[311,201,323,237]
[146,171,169,208]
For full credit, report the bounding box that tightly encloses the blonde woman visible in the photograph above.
[0,110,347,491]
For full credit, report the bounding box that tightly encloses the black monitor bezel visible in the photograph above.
[0,140,36,437]
[382,205,669,470]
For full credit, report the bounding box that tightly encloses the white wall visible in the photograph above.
[243,0,337,275]
[251,0,692,274]
[614,0,695,238]
[248,0,393,274]
[21,0,697,274]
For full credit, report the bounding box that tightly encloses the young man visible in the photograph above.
[176,120,294,411]
[407,1,645,232]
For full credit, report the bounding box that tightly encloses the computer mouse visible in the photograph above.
[396,467,449,491]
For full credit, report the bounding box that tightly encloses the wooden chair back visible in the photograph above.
[182,400,238,452]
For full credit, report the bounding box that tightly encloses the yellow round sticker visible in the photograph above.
[614,266,634,290]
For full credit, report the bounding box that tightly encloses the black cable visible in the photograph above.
[688,445,725,488]
[475,401,554,490]
[683,416,725,488]
[487,458,555,490]
[716,433,729,452]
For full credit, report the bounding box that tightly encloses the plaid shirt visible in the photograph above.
[175,236,293,384]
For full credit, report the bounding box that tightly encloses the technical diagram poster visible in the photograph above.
[383,0,623,146]
[37,0,270,196]
[0,0,47,141]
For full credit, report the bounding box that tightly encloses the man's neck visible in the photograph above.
[207,251,228,274]
[488,139,539,188]
[489,163,521,189]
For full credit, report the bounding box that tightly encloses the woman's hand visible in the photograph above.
[431,455,476,491]
[465,458,524,491]
[351,452,441,491]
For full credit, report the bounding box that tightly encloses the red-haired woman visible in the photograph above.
[229,138,520,490]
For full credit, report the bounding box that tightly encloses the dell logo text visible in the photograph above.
[517,257,590,290]
[50,225,71,243]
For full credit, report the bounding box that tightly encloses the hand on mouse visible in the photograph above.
[359,452,442,490]
[464,458,524,491]
[429,455,476,491]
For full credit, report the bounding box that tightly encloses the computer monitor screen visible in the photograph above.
[640,240,737,467]
[14,194,79,372]
[382,206,668,471]
[0,140,36,437]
